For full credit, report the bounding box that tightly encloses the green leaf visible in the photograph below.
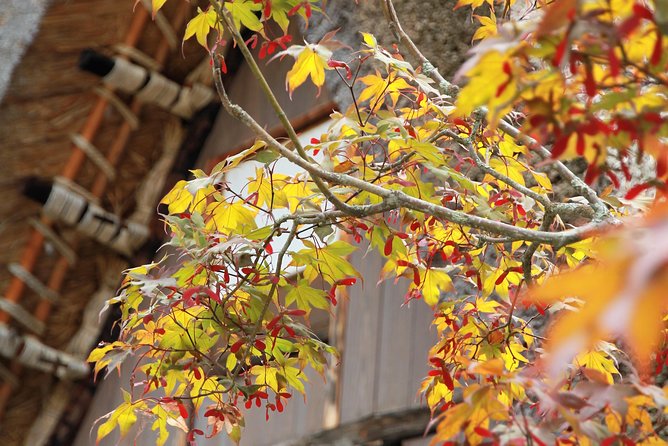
[285,280,329,313]
[183,7,219,49]
[280,359,307,394]
[225,0,263,32]
[294,240,360,284]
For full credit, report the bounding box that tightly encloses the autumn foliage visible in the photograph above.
[91,0,668,444]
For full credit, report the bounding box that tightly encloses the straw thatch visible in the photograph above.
[0,0,50,101]
[0,0,207,444]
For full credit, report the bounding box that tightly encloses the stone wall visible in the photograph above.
[0,0,50,102]
[307,0,475,107]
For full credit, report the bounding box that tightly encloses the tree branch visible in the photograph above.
[442,129,551,207]
[382,0,455,97]
[231,222,298,383]
[212,63,613,247]
[382,0,613,222]
[214,6,363,216]
[493,118,610,220]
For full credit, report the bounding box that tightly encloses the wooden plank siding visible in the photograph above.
[194,247,437,446]
[76,29,440,442]
[409,302,437,408]
[338,247,385,423]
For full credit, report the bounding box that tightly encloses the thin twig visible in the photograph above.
[212,62,612,247]
[214,6,360,216]
[382,0,614,222]
[231,223,298,383]
[443,129,551,207]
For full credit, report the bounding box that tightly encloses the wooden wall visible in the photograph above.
[190,246,437,446]
[76,29,438,444]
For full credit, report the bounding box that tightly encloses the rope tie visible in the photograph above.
[0,325,89,379]
[20,335,89,379]
[97,54,214,118]
[53,176,99,205]
[66,285,113,356]
[7,263,60,302]
[103,56,147,92]
[69,133,116,180]
[93,86,139,129]
[171,82,216,119]
[29,218,77,265]
[43,183,149,256]
[43,181,87,226]
[0,297,45,335]
[131,118,183,224]
[113,43,162,72]
[136,72,180,108]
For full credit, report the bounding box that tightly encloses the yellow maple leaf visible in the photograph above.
[413,268,452,306]
[183,7,219,49]
[472,14,497,41]
[574,348,620,384]
[455,51,518,128]
[281,44,331,96]
[206,201,258,234]
[225,0,263,33]
[532,204,668,374]
[358,72,412,108]
[151,0,167,16]
[454,0,493,10]
[96,392,146,444]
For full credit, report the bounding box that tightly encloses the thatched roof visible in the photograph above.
[0,0,49,101]
[0,1,475,444]
[0,1,209,444]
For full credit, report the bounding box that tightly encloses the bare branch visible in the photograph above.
[442,129,552,207]
[382,0,613,221]
[212,63,614,247]
[214,6,361,216]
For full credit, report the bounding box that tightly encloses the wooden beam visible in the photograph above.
[205,100,337,170]
[280,407,431,446]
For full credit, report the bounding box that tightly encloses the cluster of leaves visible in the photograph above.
[91,0,668,445]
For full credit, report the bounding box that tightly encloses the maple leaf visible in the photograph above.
[293,240,360,284]
[184,7,219,49]
[225,0,263,33]
[206,201,258,235]
[275,31,344,96]
[472,14,497,42]
[146,0,167,17]
[285,280,329,314]
[357,72,412,108]
[279,44,330,96]
[532,205,668,374]
[575,347,620,385]
[150,405,170,446]
[536,0,577,38]
[268,0,307,32]
[252,365,280,392]
[454,0,493,10]
[412,268,452,306]
[95,391,146,444]
[280,358,308,394]
[455,50,518,128]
